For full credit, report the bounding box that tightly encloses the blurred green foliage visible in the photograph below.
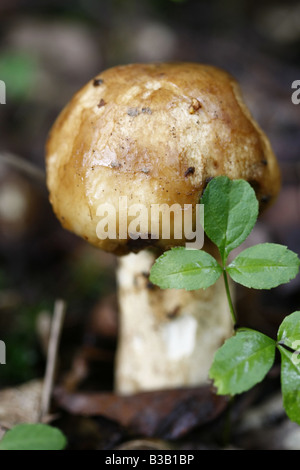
[0,52,37,101]
[67,253,116,301]
[0,302,50,385]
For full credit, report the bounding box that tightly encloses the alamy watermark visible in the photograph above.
[0,80,6,104]
[291,80,300,105]
[291,340,300,366]
[96,197,204,249]
[0,341,6,364]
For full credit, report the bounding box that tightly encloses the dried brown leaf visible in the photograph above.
[54,385,228,439]
[0,379,43,428]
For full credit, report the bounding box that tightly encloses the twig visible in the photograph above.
[38,299,66,422]
[0,151,46,184]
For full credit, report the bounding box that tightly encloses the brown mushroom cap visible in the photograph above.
[46,62,281,255]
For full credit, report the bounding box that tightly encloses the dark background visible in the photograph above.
[0,0,299,450]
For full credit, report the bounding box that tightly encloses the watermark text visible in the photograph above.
[0,340,6,364]
[0,80,6,104]
[96,197,204,249]
[291,80,300,105]
[291,340,300,366]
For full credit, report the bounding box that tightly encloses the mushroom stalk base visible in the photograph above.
[115,250,233,395]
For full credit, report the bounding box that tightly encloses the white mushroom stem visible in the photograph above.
[115,250,234,394]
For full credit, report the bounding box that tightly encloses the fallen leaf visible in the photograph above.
[54,385,228,439]
[0,379,43,428]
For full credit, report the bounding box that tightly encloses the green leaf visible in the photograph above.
[149,247,222,290]
[278,345,300,426]
[209,329,276,395]
[278,311,300,349]
[201,176,258,263]
[227,243,300,289]
[0,424,67,450]
[277,311,300,425]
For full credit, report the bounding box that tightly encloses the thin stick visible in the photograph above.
[38,299,66,422]
[0,152,46,184]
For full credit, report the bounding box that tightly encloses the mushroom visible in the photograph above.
[45,62,281,394]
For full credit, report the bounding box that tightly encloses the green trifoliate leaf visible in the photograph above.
[201,176,258,263]
[149,247,222,290]
[209,329,276,395]
[277,311,300,425]
[278,345,300,426]
[0,423,67,450]
[227,243,300,289]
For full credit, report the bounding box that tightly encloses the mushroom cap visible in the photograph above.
[46,62,281,255]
